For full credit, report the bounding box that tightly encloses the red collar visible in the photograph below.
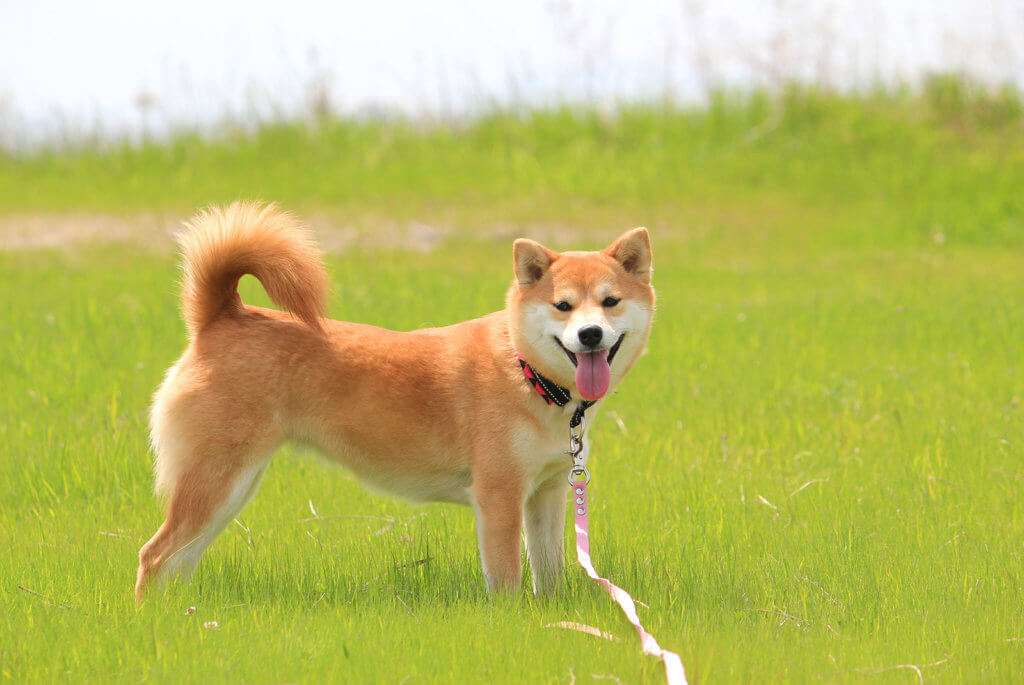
[517,356,594,427]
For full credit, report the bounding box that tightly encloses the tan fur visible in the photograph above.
[178,202,327,337]
[136,203,655,602]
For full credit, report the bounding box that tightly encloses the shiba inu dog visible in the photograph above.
[135,202,655,601]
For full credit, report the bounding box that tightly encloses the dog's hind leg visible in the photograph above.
[134,448,272,603]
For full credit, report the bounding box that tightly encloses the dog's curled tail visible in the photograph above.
[177,202,328,337]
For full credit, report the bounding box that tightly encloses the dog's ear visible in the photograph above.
[513,239,557,286]
[604,227,652,283]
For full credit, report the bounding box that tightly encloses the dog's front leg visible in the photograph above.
[472,475,523,592]
[525,474,568,595]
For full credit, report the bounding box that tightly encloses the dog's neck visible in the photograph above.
[516,356,594,428]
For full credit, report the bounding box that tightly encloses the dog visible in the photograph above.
[135,202,655,601]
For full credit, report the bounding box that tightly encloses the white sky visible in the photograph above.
[2,0,1023,147]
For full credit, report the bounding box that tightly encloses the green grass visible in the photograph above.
[2,82,1024,682]
[3,80,1023,248]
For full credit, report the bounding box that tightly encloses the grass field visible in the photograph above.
[2,83,1023,682]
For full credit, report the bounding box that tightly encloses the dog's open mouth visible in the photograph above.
[553,333,625,367]
[553,333,626,401]
[607,333,625,363]
[554,337,578,366]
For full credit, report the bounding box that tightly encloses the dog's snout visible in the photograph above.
[578,325,603,349]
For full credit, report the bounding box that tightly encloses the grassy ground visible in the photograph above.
[3,79,1023,248]
[2,84,1023,682]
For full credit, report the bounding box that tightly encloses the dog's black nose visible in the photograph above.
[578,325,603,348]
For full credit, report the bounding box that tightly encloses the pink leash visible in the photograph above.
[572,480,687,684]
[515,357,685,681]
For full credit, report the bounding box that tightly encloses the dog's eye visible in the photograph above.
[601,296,621,307]
[553,301,572,312]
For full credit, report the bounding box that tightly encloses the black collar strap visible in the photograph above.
[517,357,595,428]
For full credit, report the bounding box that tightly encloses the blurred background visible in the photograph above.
[4,1,1024,148]
[2,0,1023,249]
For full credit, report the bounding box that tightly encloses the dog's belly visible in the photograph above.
[292,418,577,507]
[355,464,473,505]
[305,435,473,505]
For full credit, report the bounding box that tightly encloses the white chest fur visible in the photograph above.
[512,418,590,497]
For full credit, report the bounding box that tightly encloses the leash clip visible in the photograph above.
[566,411,588,485]
[568,465,591,486]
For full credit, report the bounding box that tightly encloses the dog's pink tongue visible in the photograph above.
[576,350,611,401]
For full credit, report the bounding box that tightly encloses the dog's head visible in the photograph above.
[507,228,655,401]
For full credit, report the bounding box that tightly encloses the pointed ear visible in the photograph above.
[513,239,557,286]
[604,227,652,283]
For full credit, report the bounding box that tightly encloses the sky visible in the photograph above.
[2,0,1023,147]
